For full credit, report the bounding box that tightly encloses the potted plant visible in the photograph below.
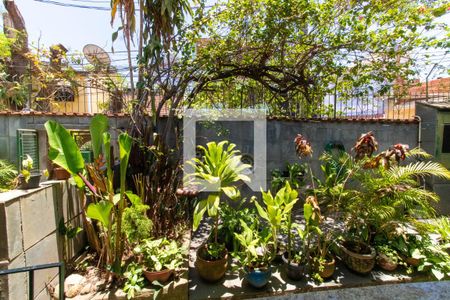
[189,141,251,282]
[134,238,187,283]
[339,219,377,274]
[310,222,336,280]
[17,155,41,189]
[375,244,400,272]
[234,220,273,288]
[210,201,259,252]
[53,163,71,180]
[283,196,322,281]
[255,181,299,278]
[311,243,336,281]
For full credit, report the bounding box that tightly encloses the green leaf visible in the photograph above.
[431,268,444,280]
[90,114,109,159]
[193,199,207,231]
[45,120,85,183]
[112,31,119,42]
[86,201,113,228]
[113,193,121,205]
[67,226,83,239]
[207,193,220,216]
[125,191,142,206]
[119,133,133,189]
[254,201,269,221]
[411,248,425,259]
[222,186,240,200]
[304,203,313,222]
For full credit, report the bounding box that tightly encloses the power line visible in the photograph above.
[32,0,211,11]
[32,0,111,11]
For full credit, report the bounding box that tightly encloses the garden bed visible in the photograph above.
[188,221,434,300]
[59,231,191,300]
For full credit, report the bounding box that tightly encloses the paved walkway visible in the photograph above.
[256,280,450,300]
[189,220,449,300]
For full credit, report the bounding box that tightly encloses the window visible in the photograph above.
[17,129,39,171]
[442,124,450,153]
[54,85,75,102]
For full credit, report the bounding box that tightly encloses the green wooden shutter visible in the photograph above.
[17,129,39,171]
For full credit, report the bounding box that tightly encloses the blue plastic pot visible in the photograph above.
[244,266,272,288]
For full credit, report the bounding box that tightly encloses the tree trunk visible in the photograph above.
[3,0,29,79]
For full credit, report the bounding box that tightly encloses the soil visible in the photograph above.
[343,241,372,255]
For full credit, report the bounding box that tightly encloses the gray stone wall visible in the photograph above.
[0,115,419,177]
[416,102,450,214]
[197,119,419,187]
[0,114,130,170]
[0,181,85,300]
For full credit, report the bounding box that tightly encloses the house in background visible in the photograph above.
[386,77,450,119]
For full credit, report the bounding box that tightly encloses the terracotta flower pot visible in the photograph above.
[195,245,228,282]
[340,241,376,274]
[143,268,173,283]
[282,252,306,281]
[377,253,398,272]
[314,256,336,279]
[405,257,421,267]
[53,167,71,180]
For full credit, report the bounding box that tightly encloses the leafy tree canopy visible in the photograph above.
[187,0,449,113]
[0,33,12,60]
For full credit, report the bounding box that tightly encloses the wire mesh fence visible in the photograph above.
[1,62,449,120]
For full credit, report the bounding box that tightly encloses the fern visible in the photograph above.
[0,160,17,191]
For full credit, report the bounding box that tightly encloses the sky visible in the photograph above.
[2,0,135,76]
[12,0,125,52]
[1,0,449,81]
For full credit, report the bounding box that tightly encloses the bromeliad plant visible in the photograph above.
[189,141,251,259]
[45,115,133,273]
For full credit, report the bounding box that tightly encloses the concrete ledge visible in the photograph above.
[0,181,85,300]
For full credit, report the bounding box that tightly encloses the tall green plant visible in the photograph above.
[296,197,322,266]
[45,120,85,186]
[189,141,251,247]
[256,181,298,260]
[45,116,134,272]
[114,132,133,270]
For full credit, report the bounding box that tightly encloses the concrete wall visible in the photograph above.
[0,114,419,175]
[0,181,85,300]
[197,119,419,187]
[0,113,130,170]
[416,102,450,214]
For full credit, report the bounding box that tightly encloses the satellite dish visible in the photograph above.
[83,44,111,67]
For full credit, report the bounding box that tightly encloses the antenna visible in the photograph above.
[82,44,111,67]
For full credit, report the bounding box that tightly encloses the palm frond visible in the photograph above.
[406,147,432,160]
[389,161,450,181]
